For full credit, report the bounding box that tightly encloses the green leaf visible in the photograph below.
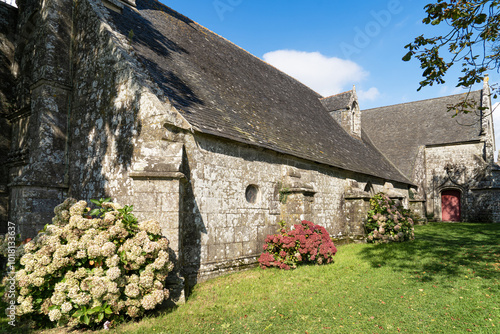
[84,314,90,325]
[89,209,100,216]
[90,199,101,205]
[105,307,113,315]
[73,310,83,318]
[97,312,104,322]
[402,52,413,62]
[88,306,101,315]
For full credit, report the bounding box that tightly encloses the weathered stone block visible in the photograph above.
[207,244,225,262]
[225,242,243,259]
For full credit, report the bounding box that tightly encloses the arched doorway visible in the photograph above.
[441,189,461,221]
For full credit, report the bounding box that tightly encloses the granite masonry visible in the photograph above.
[0,0,498,300]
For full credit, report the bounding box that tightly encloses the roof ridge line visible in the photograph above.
[362,89,482,112]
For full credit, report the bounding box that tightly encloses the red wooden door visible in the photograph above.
[441,190,461,221]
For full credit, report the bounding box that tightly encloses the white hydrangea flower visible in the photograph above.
[46,263,59,275]
[134,231,149,245]
[128,274,139,284]
[153,280,163,290]
[61,302,73,314]
[90,278,107,299]
[90,218,103,229]
[76,218,92,230]
[125,298,142,307]
[23,239,38,253]
[74,293,91,306]
[68,216,80,228]
[48,308,62,322]
[127,305,140,318]
[103,211,118,225]
[124,283,141,298]
[66,241,78,254]
[106,281,120,294]
[139,220,162,236]
[152,289,165,304]
[109,222,128,238]
[20,253,34,266]
[135,255,146,266]
[19,295,34,315]
[69,200,87,217]
[54,282,68,293]
[19,287,30,296]
[143,241,158,254]
[87,245,101,258]
[38,255,51,266]
[105,254,120,267]
[60,210,70,222]
[102,242,116,257]
[117,300,126,311]
[11,198,178,327]
[80,277,91,291]
[66,277,79,286]
[101,202,122,211]
[45,224,61,236]
[33,277,44,287]
[140,294,157,310]
[152,256,166,270]
[139,272,154,289]
[106,267,121,281]
[75,249,86,259]
[93,267,105,277]
[67,286,80,299]
[75,267,88,279]
[51,291,66,306]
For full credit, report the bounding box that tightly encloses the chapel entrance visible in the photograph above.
[441,189,461,221]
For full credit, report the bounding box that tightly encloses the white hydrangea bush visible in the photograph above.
[5,198,174,328]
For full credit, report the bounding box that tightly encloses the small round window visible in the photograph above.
[245,185,260,204]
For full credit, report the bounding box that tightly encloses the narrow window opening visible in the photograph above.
[245,184,260,204]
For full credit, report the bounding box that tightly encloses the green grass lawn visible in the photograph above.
[1,222,499,333]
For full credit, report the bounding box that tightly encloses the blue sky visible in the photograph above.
[164,0,498,107]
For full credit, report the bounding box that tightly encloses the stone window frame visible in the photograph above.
[245,184,261,204]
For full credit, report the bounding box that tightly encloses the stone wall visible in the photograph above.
[0,2,17,233]
[181,133,409,284]
[68,0,191,302]
[5,0,414,297]
[6,0,74,237]
[424,141,488,221]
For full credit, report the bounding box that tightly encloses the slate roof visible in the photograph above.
[104,0,411,184]
[362,91,484,179]
[321,91,353,112]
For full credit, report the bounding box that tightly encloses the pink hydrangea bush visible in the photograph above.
[3,198,174,328]
[258,220,337,270]
[365,193,415,243]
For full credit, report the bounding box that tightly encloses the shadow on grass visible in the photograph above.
[359,222,500,287]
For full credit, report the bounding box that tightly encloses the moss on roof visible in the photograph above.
[105,0,411,184]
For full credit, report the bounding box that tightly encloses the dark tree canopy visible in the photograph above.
[403,0,500,109]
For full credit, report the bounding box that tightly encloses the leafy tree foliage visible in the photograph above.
[403,0,499,111]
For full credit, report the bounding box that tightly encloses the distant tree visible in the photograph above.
[403,0,499,112]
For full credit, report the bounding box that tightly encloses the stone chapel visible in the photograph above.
[1,0,498,295]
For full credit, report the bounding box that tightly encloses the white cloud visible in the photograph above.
[358,87,380,101]
[439,85,467,96]
[262,50,369,97]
